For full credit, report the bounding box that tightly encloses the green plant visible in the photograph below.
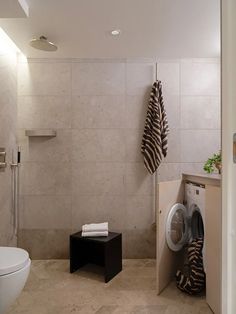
[203,152,222,174]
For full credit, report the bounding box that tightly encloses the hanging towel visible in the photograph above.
[141,80,169,174]
[82,222,108,233]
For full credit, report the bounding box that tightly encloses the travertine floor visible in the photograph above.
[8,260,212,314]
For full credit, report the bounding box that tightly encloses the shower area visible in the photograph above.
[0,55,220,259]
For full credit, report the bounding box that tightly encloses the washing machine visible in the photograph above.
[165,182,206,268]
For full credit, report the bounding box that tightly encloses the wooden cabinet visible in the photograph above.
[156,175,221,313]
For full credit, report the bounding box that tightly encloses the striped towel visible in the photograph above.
[141,80,169,174]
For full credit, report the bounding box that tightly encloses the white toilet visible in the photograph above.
[0,247,31,314]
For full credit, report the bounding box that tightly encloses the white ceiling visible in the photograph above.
[0,0,220,58]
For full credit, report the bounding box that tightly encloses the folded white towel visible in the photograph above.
[82,222,108,233]
[82,231,108,237]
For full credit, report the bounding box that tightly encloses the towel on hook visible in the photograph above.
[141,80,169,174]
[82,222,108,233]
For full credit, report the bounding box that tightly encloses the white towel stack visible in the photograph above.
[82,222,108,237]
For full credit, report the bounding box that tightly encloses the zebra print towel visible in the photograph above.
[176,238,206,295]
[141,81,169,174]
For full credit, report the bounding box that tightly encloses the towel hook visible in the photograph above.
[155,62,158,81]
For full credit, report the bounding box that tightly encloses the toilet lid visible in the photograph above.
[0,247,29,276]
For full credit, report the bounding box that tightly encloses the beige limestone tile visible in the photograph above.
[124,229,156,258]
[163,94,180,129]
[163,130,181,163]
[125,95,149,129]
[126,63,155,96]
[125,195,154,230]
[180,130,221,163]
[180,163,205,175]
[72,95,126,129]
[157,163,181,182]
[20,162,71,195]
[71,194,126,230]
[180,59,220,96]
[130,305,168,313]
[125,163,154,196]
[72,62,125,95]
[18,129,72,163]
[125,129,143,162]
[180,96,221,129]
[19,195,72,229]
[157,62,180,95]
[18,62,71,95]
[18,96,71,129]
[72,162,125,196]
[18,229,71,259]
[71,129,126,162]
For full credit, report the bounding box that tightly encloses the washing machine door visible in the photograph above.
[166,203,189,252]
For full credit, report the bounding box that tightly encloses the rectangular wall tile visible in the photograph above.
[20,195,72,229]
[164,94,180,129]
[72,162,125,196]
[126,63,155,96]
[18,96,71,129]
[125,95,149,129]
[163,130,181,163]
[180,59,220,96]
[157,62,180,95]
[21,162,71,195]
[125,129,143,162]
[18,62,71,95]
[157,163,181,182]
[18,129,72,162]
[72,95,126,129]
[181,96,220,129]
[71,129,126,162]
[180,130,221,162]
[72,62,125,95]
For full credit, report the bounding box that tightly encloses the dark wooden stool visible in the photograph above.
[70,231,122,283]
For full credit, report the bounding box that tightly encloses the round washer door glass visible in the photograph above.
[166,203,188,252]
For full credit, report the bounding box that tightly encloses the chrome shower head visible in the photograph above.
[29,36,57,51]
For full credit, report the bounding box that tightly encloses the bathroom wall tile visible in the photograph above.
[18,62,71,95]
[125,195,154,229]
[163,95,180,129]
[71,195,126,230]
[125,163,154,196]
[157,163,181,182]
[18,229,71,259]
[125,129,143,162]
[157,62,180,95]
[18,96,71,129]
[180,163,205,175]
[21,162,71,195]
[124,228,156,258]
[71,129,126,162]
[72,95,126,129]
[180,59,220,96]
[20,196,72,229]
[72,62,125,95]
[72,162,125,195]
[18,129,72,162]
[181,96,221,129]
[163,130,181,163]
[180,130,221,162]
[125,96,149,129]
[126,63,155,96]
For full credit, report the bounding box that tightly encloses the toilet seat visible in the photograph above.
[0,247,29,276]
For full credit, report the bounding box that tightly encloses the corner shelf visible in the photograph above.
[25,129,57,137]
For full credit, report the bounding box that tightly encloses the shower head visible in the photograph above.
[29,36,57,51]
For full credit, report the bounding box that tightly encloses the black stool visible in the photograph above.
[70,231,122,283]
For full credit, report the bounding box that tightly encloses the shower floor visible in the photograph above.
[8,259,212,314]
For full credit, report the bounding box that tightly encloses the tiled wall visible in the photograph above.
[0,52,17,246]
[17,58,220,259]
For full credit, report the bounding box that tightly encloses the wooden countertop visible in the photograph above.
[182,173,221,187]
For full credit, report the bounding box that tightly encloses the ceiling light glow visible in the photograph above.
[111,29,121,36]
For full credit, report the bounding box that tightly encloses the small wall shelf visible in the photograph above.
[25,129,57,137]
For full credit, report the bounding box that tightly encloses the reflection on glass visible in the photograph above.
[170,209,185,244]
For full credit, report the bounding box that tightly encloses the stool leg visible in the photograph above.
[70,237,87,273]
[104,236,122,283]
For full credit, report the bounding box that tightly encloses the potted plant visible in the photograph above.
[203,152,222,174]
